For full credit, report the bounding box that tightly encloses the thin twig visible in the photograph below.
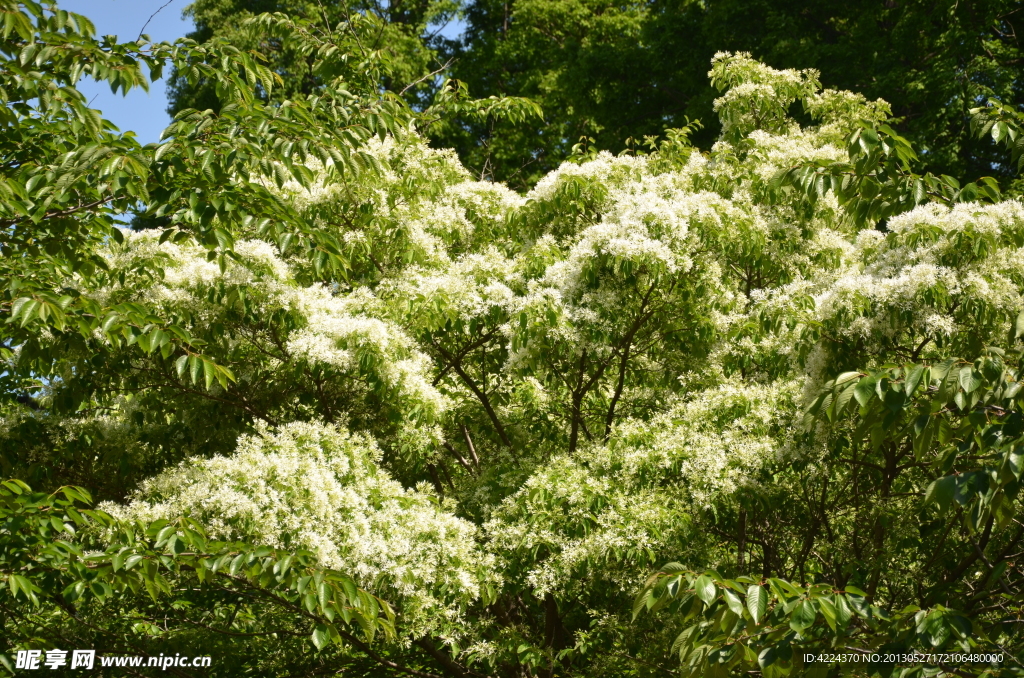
[138,0,178,40]
[399,58,455,96]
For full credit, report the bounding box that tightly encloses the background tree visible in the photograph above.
[436,0,1024,189]
[167,0,1024,189]
[166,0,463,114]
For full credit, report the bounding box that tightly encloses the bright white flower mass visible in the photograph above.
[95,231,449,420]
[103,421,493,635]
[485,379,800,597]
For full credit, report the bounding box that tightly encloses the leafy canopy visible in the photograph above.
[2,3,1024,676]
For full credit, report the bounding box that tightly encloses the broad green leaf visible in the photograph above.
[723,588,745,616]
[746,584,767,624]
[904,364,926,395]
[694,574,717,605]
[924,475,957,514]
[311,623,330,651]
[959,366,982,393]
[789,600,816,632]
[854,377,876,406]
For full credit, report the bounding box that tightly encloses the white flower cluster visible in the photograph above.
[745,200,1024,386]
[258,134,526,270]
[485,379,799,597]
[710,51,820,138]
[382,249,521,332]
[103,420,495,635]
[97,232,448,419]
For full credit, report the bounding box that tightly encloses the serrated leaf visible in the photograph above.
[632,588,653,620]
[723,588,745,616]
[833,594,853,629]
[854,377,876,406]
[746,584,767,624]
[311,623,330,650]
[817,595,837,631]
[694,574,716,605]
[203,359,215,390]
[924,475,956,514]
[904,364,926,395]
[789,599,816,632]
[959,366,982,393]
[175,354,189,378]
[834,371,861,386]
[832,382,857,418]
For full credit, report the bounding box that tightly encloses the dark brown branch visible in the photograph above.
[137,0,176,38]
[147,616,308,638]
[932,514,995,606]
[910,335,932,360]
[338,631,448,678]
[601,281,661,439]
[138,372,279,426]
[413,638,491,678]
[443,442,475,475]
[568,350,588,454]
[217,571,448,678]
[432,329,498,386]
[461,423,481,469]
[0,198,111,228]
[48,596,197,678]
[431,339,513,447]
[427,463,445,497]
[603,340,631,440]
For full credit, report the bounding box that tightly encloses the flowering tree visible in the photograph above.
[1,3,1023,676]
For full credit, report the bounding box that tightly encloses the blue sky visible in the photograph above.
[60,0,196,145]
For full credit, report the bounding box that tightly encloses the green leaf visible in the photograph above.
[854,377,876,406]
[924,475,957,514]
[167,534,186,555]
[904,364,926,395]
[959,366,982,393]
[632,589,654,620]
[723,588,745,616]
[311,623,330,651]
[694,574,717,605]
[745,584,767,624]
[832,382,857,418]
[919,610,951,647]
[203,359,216,390]
[789,599,816,632]
[817,595,837,631]
[834,371,861,387]
[758,646,779,670]
[155,524,176,546]
[175,354,189,378]
[768,577,803,599]
[833,594,853,629]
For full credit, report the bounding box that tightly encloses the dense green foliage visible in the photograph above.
[439,0,1024,188]
[2,1,1024,677]
[0,479,395,673]
[166,0,462,114]
[167,0,1024,189]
